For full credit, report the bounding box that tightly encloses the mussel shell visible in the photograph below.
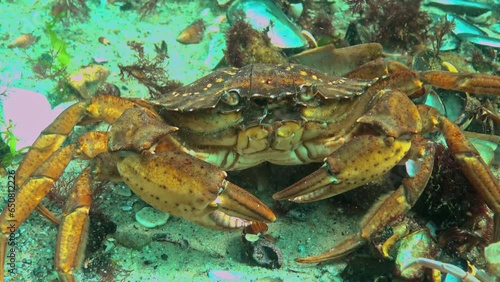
[457,33,500,49]
[446,13,487,37]
[426,0,492,17]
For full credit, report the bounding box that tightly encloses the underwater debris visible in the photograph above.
[402,257,496,282]
[98,36,111,45]
[208,270,244,281]
[66,64,110,98]
[241,220,282,269]
[242,235,283,269]
[176,19,205,44]
[154,40,169,60]
[395,229,439,279]
[7,33,39,49]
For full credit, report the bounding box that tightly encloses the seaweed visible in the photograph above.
[429,16,455,57]
[224,16,287,67]
[139,0,164,20]
[50,0,90,24]
[348,0,432,51]
[118,41,182,98]
[0,120,30,168]
[296,1,337,42]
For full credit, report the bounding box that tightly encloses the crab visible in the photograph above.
[0,60,499,280]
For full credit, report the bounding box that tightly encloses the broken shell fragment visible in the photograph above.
[98,36,111,45]
[176,19,205,44]
[243,236,283,269]
[7,33,39,49]
[66,65,110,98]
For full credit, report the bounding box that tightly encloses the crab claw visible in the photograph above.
[116,150,276,230]
[208,180,276,229]
[273,135,411,203]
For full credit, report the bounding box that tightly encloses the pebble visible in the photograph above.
[114,224,152,250]
[135,207,170,228]
[113,184,132,197]
[120,205,133,211]
[297,244,307,254]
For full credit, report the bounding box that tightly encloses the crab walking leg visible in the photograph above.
[437,115,500,242]
[292,136,435,263]
[55,167,92,282]
[20,96,140,223]
[0,96,137,280]
[0,145,75,280]
[16,95,139,187]
[0,131,109,281]
[419,71,500,96]
[16,102,87,187]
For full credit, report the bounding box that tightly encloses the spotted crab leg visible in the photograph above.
[281,135,435,263]
[55,166,92,282]
[431,110,500,242]
[419,71,500,96]
[0,96,137,281]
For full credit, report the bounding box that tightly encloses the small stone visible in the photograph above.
[113,184,132,197]
[297,244,306,254]
[135,207,170,228]
[114,224,152,250]
[120,205,133,211]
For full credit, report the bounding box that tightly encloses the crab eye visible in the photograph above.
[221,89,240,106]
[298,84,316,101]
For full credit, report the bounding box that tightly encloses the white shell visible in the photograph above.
[288,3,303,20]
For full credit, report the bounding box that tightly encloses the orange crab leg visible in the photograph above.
[0,144,75,279]
[420,71,500,96]
[437,115,500,242]
[55,167,92,282]
[0,96,137,281]
[294,136,436,263]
